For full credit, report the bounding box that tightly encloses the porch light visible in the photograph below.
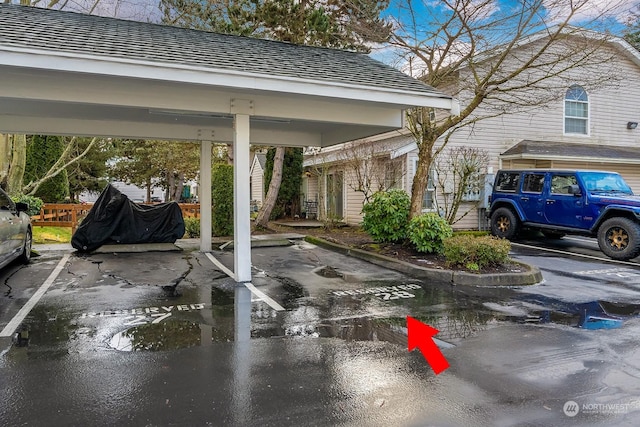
[627,121,638,130]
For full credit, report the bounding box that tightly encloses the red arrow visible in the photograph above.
[407,316,450,375]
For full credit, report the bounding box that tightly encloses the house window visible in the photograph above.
[413,159,435,210]
[564,85,588,135]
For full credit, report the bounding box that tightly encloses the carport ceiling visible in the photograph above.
[0,4,454,147]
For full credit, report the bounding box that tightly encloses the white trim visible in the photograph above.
[499,154,640,164]
[563,84,590,137]
[391,142,418,159]
[234,114,252,283]
[1,47,454,109]
[200,141,212,252]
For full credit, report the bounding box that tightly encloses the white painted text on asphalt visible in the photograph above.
[331,284,422,300]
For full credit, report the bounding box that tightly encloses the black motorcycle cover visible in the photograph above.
[71,184,185,252]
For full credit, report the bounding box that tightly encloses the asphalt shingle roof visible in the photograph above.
[0,4,444,97]
[502,140,640,161]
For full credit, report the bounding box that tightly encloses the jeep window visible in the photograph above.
[579,171,633,195]
[564,85,589,135]
[522,173,545,193]
[495,172,520,192]
[550,175,578,195]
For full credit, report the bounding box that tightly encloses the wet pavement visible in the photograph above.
[1,237,640,426]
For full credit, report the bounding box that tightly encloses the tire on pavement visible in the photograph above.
[490,207,520,240]
[18,228,32,264]
[597,217,640,261]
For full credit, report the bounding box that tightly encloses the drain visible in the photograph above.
[316,266,343,278]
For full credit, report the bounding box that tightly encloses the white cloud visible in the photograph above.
[543,0,638,24]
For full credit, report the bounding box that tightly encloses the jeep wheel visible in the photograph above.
[597,217,640,261]
[490,208,519,240]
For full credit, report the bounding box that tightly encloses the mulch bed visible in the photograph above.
[261,222,527,274]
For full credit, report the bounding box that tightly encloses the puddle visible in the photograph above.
[109,320,203,351]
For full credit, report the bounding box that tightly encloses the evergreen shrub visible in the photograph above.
[11,194,44,217]
[443,235,511,270]
[212,164,233,236]
[407,213,453,253]
[183,217,200,238]
[361,189,410,243]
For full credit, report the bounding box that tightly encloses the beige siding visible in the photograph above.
[304,37,640,231]
[438,41,640,230]
[250,163,264,205]
[341,167,361,225]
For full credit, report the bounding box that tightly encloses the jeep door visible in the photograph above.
[519,172,546,223]
[543,173,585,228]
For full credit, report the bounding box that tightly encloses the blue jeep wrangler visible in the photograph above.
[488,169,640,260]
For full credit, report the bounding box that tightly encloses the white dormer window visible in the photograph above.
[564,85,589,135]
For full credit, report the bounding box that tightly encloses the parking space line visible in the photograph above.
[0,253,70,338]
[204,252,284,311]
[244,283,285,311]
[512,242,639,267]
[205,252,236,281]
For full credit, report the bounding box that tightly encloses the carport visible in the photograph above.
[0,4,455,283]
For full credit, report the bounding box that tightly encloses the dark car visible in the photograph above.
[0,187,32,270]
[488,169,640,260]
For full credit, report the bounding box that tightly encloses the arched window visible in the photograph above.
[564,85,589,135]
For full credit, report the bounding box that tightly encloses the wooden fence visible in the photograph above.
[31,203,201,233]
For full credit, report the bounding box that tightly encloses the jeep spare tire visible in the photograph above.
[490,207,519,240]
[597,217,640,261]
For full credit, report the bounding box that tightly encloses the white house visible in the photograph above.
[304,29,640,230]
[250,153,266,209]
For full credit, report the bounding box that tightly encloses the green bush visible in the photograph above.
[443,235,511,270]
[407,213,453,254]
[183,217,200,238]
[212,164,234,236]
[361,189,410,243]
[25,135,69,202]
[11,194,44,217]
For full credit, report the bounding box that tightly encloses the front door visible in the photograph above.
[327,172,344,220]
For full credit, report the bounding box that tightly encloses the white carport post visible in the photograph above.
[199,140,212,252]
[233,111,252,283]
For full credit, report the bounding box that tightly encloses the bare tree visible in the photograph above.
[254,146,284,227]
[336,139,405,204]
[1,0,143,195]
[0,134,26,195]
[386,0,629,218]
[434,146,489,225]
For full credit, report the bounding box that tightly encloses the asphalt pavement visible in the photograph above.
[1,236,639,426]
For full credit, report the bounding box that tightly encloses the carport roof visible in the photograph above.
[0,4,445,101]
[501,140,640,164]
[0,4,454,146]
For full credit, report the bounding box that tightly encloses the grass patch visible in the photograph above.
[32,226,72,244]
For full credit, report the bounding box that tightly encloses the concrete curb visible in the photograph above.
[304,236,543,287]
